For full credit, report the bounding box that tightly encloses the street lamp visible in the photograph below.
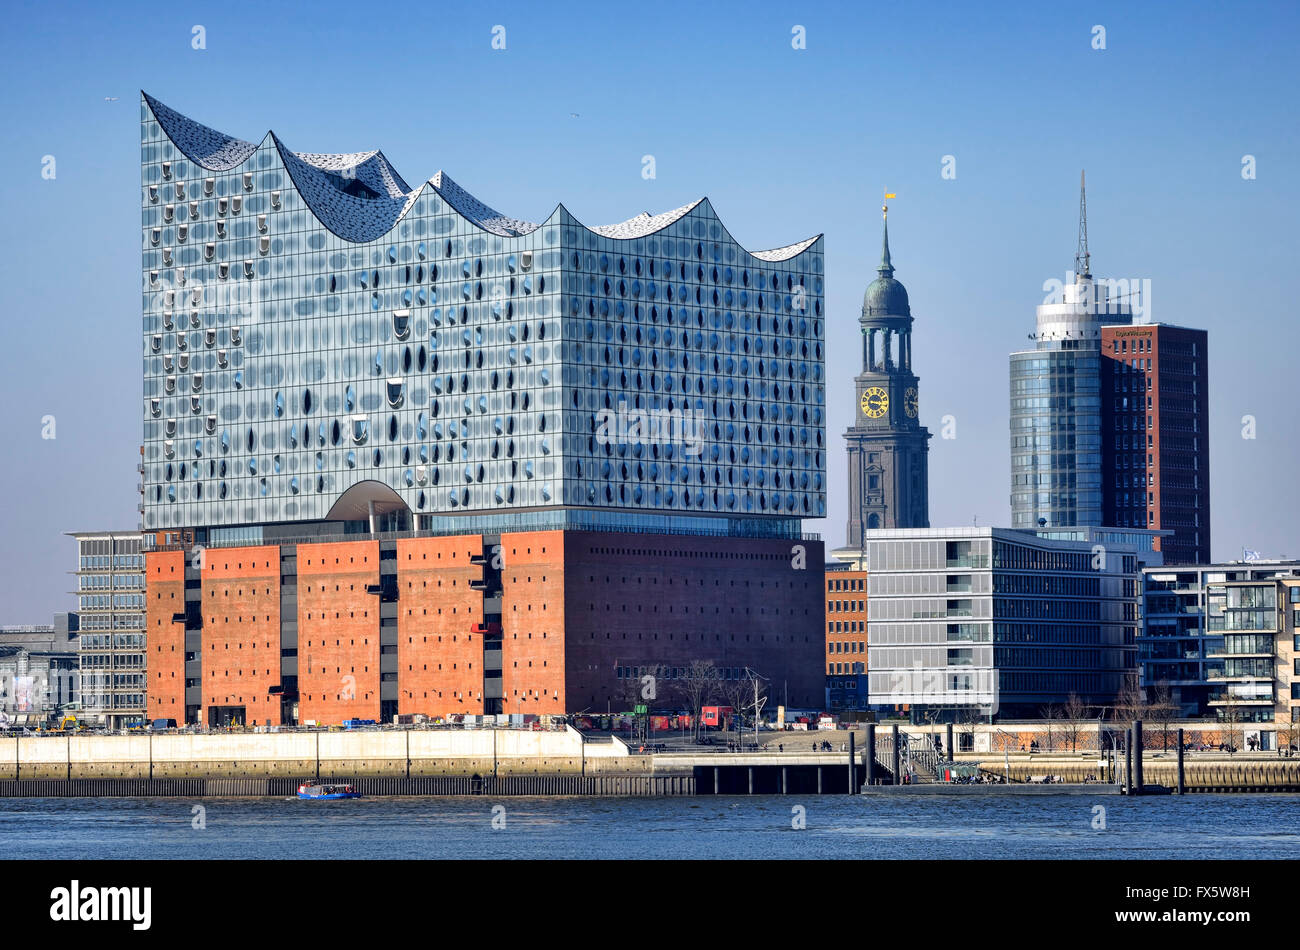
[995,728,1012,783]
[742,667,768,752]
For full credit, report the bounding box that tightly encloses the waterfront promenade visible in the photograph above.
[3,724,1299,796]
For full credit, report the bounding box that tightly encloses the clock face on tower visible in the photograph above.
[904,387,918,418]
[861,386,889,419]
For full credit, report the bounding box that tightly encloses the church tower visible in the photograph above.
[845,203,931,545]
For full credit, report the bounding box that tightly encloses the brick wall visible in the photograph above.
[297,541,381,722]
[145,550,187,718]
[557,532,826,711]
[202,546,281,726]
[501,531,567,713]
[395,535,486,716]
[826,569,868,674]
[143,530,829,723]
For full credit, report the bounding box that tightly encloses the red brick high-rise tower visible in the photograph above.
[1100,324,1210,565]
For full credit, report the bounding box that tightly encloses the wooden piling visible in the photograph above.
[847,732,856,795]
[1133,720,1144,795]
[891,724,901,786]
[1176,728,1185,794]
[865,724,877,786]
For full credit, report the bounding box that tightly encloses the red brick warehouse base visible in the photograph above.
[145,530,826,725]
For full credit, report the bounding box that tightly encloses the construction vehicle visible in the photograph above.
[39,716,82,734]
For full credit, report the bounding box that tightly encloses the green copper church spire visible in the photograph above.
[879,201,894,277]
[842,191,931,541]
[862,197,909,318]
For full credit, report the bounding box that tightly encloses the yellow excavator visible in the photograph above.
[39,716,80,734]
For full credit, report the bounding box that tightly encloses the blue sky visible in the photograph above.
[0,0,1296,620]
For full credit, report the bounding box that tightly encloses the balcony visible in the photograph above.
[1141,665,1202,683]
[946,625,991,643]
[1208,673,1273,684]
[1206,679,1274,704]
[1207,694,1273,706]
[946,557,989,569]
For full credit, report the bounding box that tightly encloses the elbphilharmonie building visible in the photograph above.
[140,93,825,540]
[138,94,828,725]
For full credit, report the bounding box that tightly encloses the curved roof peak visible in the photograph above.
[294,149,413,198]
[142,94,822,261]
[752,234,823,262]
[143,92,258,171]
[295,149,380,169]
[428,171,540,237]
[588,199,705,239]
[272,133,421,243]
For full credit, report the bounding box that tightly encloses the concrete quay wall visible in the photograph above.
[0,727,643,781]
[971,755,1300,790]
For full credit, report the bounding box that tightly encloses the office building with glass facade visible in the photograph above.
[1212,574,1300,754]
[1009,192,1209,565]
[1010,274,1132,530]
[1140,561,1300,731]
[0,646,79,724]
[0,617,79,725]
[68,531,146,728]
[138,94,828,725]
[835,527,1140,721]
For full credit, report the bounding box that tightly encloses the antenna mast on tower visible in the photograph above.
[1075,170,1091,279]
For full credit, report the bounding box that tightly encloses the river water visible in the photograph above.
[2,793,1295,860]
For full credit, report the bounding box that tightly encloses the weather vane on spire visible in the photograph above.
[883,190,896,219]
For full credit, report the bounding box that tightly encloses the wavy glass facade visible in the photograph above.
[139,94,825,538]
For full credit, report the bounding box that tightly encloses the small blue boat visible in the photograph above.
[297,782,360,800]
